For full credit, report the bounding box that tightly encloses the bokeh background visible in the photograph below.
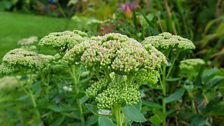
[0,0,224,125]
[0,0,224,67]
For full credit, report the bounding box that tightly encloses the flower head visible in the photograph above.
[18,36,38,46]
[0,76,18,91]
[142,32,195,51]
[63,37,102,63]
[1,48,54,74]
[66,33,167,74]
[39,30,88,53]
[87,78,140,109]
[119,2,138,19]
[79,33,167,109]
[179,58,205,78]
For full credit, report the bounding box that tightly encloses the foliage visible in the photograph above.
[0,29,223,126]
[0,0,224,126]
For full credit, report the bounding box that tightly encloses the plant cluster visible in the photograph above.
[0,30,224,126]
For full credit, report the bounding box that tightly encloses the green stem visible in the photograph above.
[160,65,167,126]
[70,65,80,95]
[17,104,24,126]
[69,65,85,122]
[21,76,42,123]
[114,105,123,126]
[41,72,50,101]
[29,89,41,120]
[77,99,85,123]
[166,51,180,79]
[188,91,197,114]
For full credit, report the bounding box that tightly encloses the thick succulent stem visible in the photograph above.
[114,105,123,126]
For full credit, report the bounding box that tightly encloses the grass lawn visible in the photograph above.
[0,11,76,59]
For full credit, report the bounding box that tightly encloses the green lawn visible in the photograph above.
[0,11,76,59]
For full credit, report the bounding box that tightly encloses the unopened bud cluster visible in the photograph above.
[39,30,88,52]
[142,32,195,50]
[179,59,205,77]
[0,48,54,74]
[93,79,140,109]
[64,33,167,74]
[79,33,168,109]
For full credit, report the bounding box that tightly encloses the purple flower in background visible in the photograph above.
[119,2,136,11]
[119,1,138,19]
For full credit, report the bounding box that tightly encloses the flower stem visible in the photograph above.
[77,99,85,123]
[188,91,197,114]
[70,65,85,122]
[160,65,167,126]
[114,105,123,126]
[29,89,41,120]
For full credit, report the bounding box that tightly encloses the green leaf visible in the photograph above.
[166,77,181,82]
[51,116,65,126]
[142,100,162,109]
[122,105,146,122]
[165,88,185,104]
[48,105,78,112]
[80,96,88,104]
[85,104,99,115]
[86,115,98,126]
[149,114,163,126]
[32,81,41,97]
[98,116,116,126]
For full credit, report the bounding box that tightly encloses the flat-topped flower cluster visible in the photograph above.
[142,32,195,51]
[0,48,54,74]
[62,33,167,109]
[39,30,88,53]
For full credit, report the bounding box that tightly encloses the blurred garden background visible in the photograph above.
[0,0,224,126]
[0,0,224,66]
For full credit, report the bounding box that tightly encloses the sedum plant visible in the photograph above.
[0,48,54,125]
[142,32,196,126]
[38,30,89,123]
[64,33,167,126]
[180,58,205,80]
[179,58,205,114]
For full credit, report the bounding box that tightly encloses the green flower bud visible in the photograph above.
[136,69,160,85]
[95,81,140,109]
[179,58,205,78]
[63,38,102,63]
[0,63,17,75]
[86,78,109,97]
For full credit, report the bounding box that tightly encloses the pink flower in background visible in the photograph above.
[119,2,138,19]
